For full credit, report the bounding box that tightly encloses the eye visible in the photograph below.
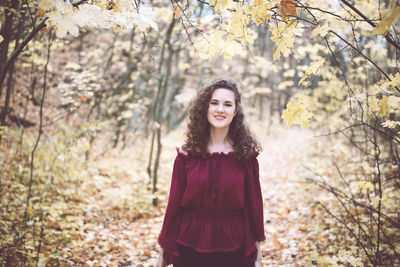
[210,101,218,105]
[225,103,232,107]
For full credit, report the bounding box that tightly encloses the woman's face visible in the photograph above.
[207,88,237,130]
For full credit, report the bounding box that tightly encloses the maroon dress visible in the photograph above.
[158,147,266,266]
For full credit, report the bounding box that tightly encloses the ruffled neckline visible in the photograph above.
[205,150,236,157]
[175,147,236,158]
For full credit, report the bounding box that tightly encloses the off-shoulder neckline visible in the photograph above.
[205,150,236,157]
[175,147,236,158]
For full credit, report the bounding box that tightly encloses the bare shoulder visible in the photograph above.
[177,146,188,156]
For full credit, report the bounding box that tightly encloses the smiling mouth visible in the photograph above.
[214,115,225,120]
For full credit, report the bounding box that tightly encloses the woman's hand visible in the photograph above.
[155,248,166,267]
[255,241,263,267]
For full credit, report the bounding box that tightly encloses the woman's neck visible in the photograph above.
[208,127,231,152]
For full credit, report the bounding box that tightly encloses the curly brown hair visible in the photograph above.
[181,78,262,161]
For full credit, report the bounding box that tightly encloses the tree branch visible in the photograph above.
[340,0,400,52]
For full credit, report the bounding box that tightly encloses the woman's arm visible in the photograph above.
[157,148,187,264]
[246,157,267,242]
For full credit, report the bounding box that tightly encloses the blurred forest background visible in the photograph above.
[0,0,399,266]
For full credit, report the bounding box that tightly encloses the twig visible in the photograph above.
[317,201,374,263]
[339,0,400,52]
[23,0,36,29]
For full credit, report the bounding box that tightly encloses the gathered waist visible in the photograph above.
[182,208,242,220]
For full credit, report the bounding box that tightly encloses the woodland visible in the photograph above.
[0,0,399,266]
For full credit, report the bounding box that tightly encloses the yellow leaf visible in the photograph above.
[281,96,313,128]
[210,0,235,13]
[299,58,325,85]
[270,20,297,61]
[368,97,380,113]
[384,72,400,88]
[27,206,33,217]
[0,126,8,136]
[356,181,374,194]
[226,3,250,39]
[371,6,400,36]
[222,36,245,58]
[0,35,3,43]
[311,24,330,39]
[273,236,286,249]
[254,0,263,6]
[49,208,58,216]
[379,95,389,118]
[113,25,121,33]
[247,3,273,25]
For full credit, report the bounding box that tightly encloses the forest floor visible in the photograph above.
[70,124,324,267]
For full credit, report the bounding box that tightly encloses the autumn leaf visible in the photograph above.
[192,29,245,60]
[210,0,235,13]
[383,72,400,88]
[379,95,389,118]
[371,5,400,36]
[382,120,400,129]
[222,35,245,58]
[27,206,33,217]
[281,96,313,128]
[369,97,380,113]
[278,0,297,21]
[0,35,3,43]
[227,3,249,37]
[246,2,273,25]
[254,0,263,6]
[0,126,7,136]
[311,24,330,39]
[38,0,56,10]
[78,94,88,101]
[270,20,297,61]
[113,25,121,33]
[225,3,257,46]
[173,5,183,19]
[369,95,390,118]
[299,58,325,85]
[272,235,286,249]
[356,181,374,194]
[38,8,45,18]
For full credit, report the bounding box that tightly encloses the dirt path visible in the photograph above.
[76,127,319,266]
[258,128,317,266]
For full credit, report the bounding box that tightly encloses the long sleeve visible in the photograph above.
[243,155,266,262]
[157,149,187,264]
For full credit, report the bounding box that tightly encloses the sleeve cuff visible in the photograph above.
[256,234,266,242]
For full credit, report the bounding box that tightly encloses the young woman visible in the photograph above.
[156,78,265,267]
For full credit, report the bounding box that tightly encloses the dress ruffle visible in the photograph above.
[175,146,236,158]
[177,208,244,253]
[175,147,259,160]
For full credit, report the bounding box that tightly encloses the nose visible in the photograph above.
[217,104,224,112]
